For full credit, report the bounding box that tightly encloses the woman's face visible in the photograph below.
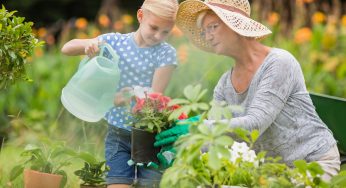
[201,13,238,55]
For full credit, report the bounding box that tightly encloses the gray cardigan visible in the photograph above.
[213,48,336,166]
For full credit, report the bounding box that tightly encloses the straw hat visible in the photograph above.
[176,0,272,51]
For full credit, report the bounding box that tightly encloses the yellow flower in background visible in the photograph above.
[323,57,339,73]
[113,21,124,31]
[312,12,326,25]
[341,15,346,27]
[294,27,312,44]
[98,14,110,27]
[121,14,134,25]
[34,47,43,57]
[177,44,189,64]
[46,34,55,45]
[303,0,314,3]
[91,28,101,38]
[37,27,47,38]
[76,32,88,39]
[322,29,337,50]
[75,17,88,30]
[171,25,183,37]
[267,12,280,26]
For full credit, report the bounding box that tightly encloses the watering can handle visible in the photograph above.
[78,43,119,70]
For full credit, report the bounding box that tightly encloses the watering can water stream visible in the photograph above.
[61,43,120,122]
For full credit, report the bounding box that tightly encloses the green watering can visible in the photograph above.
[310,92,346,164]
[61,43,120,122]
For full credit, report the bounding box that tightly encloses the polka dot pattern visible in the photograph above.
[98,32,177,130]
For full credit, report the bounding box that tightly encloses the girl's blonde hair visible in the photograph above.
[141,0,179,21]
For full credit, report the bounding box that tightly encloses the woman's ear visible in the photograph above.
[137,9,144,23]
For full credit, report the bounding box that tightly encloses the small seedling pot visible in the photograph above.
[131,127,160,164]
[24,169,62,188]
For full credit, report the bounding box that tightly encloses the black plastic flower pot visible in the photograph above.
[131,128,160,164]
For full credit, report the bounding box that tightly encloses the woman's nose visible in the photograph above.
[205,32,214,42]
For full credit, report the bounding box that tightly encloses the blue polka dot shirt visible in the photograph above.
[98,32,177,131]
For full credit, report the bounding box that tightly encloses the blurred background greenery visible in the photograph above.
[1,0,346,187]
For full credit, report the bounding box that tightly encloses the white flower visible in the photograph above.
[133,86,153,98]
[242,150,256,163]
[230,150,241,163]
[231,142,249,154]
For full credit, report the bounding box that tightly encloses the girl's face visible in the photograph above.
[201,13,239,55]
[137,9,175,47]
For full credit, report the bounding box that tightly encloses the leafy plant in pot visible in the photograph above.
[129,90,188,164]
[9,141,76,188]
[74,152,109,188]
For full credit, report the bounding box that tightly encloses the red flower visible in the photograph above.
[132,97,145,113]
[178,112,188,120]
[148,92,162,100]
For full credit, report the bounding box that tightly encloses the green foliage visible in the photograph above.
[160,85,346,188]
[0,5,43,89]
[169,84,209,120]
[74,152,109,186]
[9,141,77,187]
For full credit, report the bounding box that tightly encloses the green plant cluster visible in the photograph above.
[0,5,43,89]
[9,141,75,187]
[161,84,346,188]
[75,161,108,186]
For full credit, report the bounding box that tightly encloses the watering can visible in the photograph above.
[61,43,120,122]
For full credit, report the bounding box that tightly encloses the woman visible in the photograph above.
[156,0,341,181]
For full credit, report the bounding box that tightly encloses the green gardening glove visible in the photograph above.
[147,145,176,169]
[154,115,201,147]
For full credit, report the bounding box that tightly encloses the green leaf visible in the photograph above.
[77,152,97,164]
[168,98,190,106]
[214,135,233,146]
[9,165,24,181]
[250,130,259,143]
[293,160,307,174]
[208,147,222,170]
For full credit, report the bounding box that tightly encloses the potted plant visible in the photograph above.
[0,5,43,89]
[129,87,188,164]
[74,152,109,188]
[9,142,76,188]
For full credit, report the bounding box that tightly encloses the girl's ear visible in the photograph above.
[137,9,144,23]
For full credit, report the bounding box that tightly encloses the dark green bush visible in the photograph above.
[0,5,43,89]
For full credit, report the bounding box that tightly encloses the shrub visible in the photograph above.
[0,5,43,89]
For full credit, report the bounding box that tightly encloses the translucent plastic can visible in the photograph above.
[61,43,120,122]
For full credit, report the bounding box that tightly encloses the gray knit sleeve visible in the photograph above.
[230,53,298,135]
[213,72,228,102]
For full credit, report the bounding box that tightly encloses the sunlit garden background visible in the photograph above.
[1,0,346,187]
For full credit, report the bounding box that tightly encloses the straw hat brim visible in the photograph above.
[176,0,272,52]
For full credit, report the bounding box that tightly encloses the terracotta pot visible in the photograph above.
[131,127,160,164]
[80,185,106,188]
[24,169,62,188]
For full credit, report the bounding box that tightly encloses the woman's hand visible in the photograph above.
[114,87,134,106]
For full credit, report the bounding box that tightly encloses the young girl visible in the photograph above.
[61,0,179,187]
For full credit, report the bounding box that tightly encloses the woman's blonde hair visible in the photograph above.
[196,10,215,28]
[141,0,179,21]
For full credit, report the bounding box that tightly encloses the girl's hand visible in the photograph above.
[84,40,100,57]
[114,87,134,106]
